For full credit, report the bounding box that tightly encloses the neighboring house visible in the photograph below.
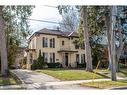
[26,28,85,69]
[15,47,27,69]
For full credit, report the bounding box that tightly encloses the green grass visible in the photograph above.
[36,68,127,81]
[117,69,127,78]
[36,68,109,81]
[0,75,17,86]
[95,68,127,78]
[81,80,127,89]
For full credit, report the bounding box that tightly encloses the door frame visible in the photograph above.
[65,53,68,67]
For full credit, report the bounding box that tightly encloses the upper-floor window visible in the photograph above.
[42,37,48,47]
[50,38,55,48]
[73,40,79,49]
[75,44,79,49]
[53,38,55,48]
[50,39,53,48]
[62,41,64,46]
[81,43,85,49]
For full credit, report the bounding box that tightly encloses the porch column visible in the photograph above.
[69,53,71,67]
[62,52,66,67]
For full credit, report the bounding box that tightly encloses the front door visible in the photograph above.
[65,53,68,67]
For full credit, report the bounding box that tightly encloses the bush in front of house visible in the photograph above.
[46,62,62,68]
[77,63,86,68]
[31,50,46,70]
[37,50,46,68]
[31,60,37,70]
[119,63,127,68]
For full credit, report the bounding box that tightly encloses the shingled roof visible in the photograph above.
[29,28,79,42]
[36,28,78,37]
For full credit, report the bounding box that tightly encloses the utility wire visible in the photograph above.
[27,18,73,26]
[26,6,78,26]
[28,18,60,24]
[43,5,58,8]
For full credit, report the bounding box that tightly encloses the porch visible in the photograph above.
[58,49,78,68]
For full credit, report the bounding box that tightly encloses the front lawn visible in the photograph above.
[95,68,127,78]
[36,68,127,81]
[81,80,127,89]
[0,75,17,86]
[118,69,127,78]
[36,68,109,81]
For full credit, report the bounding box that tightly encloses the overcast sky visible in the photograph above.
[29,5,62,33]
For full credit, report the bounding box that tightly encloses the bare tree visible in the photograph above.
[81,6,93,71]
[58,5,79,32]
[110,6,117,81]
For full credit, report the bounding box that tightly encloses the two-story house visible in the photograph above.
[26,28,85,69]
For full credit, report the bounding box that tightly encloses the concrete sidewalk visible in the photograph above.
[0,85,23,90]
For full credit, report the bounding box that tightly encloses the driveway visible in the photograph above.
[10,69,99,90]
[11,69,60,84]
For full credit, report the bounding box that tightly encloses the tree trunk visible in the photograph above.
[116,30,124,72]
[81,6,93,71]
[110,6,117,81]
[0,6,8,76]
[105,8,112,70]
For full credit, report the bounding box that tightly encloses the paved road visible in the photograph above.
[10,69,99,90]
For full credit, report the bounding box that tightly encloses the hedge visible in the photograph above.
[46,62,62,68]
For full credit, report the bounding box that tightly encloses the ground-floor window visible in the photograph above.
[81,54,85,63]
[43,52,48,62]
[76,54,79,64]
[50,53,55,63]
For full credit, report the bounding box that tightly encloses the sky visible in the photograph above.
[29,5,62,33]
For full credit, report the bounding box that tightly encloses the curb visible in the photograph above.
[10,70,25,84]
[0,85,26,90]
[10,70,29,89]
[108,86,127,90]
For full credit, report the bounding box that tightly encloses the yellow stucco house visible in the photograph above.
[26,28,85,69]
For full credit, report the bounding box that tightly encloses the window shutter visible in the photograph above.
[53,53,55,63]
[53,38,55,48]
[42,37,45,47]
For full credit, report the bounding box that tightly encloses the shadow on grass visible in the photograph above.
[95,72,110,78]
[119,70,127,77]
[39,68,86,71]
[120,80,127,83]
